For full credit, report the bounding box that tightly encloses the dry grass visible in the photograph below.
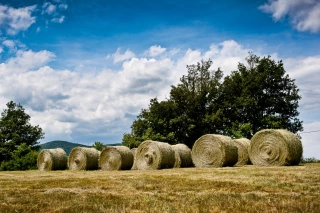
[0,163,319,212]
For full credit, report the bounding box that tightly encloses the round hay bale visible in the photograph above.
[233,138,251,166]
[131,148,138,170]
[191,134,238,168]
[99,146,133,170]
[249,129,303,166]
[171,144,193,168]
[37,148,67,171]
[68,147,100,170]
[135,140,175,170]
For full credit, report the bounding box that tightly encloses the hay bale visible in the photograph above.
[135,140,175,170]
[131,148,138,170]
[68,147,100,170]
[171,144,193,168]
[191,134,238,168]
[233,138,251,166]
[249,129,303,166]
[37,148,67,171]
[99,146,133,170]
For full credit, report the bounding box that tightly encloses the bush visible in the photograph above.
[0,143,38,171]
[301,157,320,163]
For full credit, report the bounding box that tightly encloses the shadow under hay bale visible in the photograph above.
[233,138,251,166]
[249,129,303,166]
[135,140,175,170]
[171,144,193,168]
[131,148,138,170]
[68,147,100,170]
[192,134,238,168]
[37,148,68,171]
[99,146,133,170]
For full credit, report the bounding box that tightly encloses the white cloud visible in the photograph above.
[300,122,320,158]
[146,45,166,57]
[107,48,136,63]
[0,50,55,75]
[259,0,320,33]
[42,2,57,15]
[0,4,36,35]
[51,16,65,23]
[42,1,67,24]
[2,40,15,49]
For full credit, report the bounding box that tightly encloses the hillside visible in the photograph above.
[40,140,122,155]
[39,141,91,155]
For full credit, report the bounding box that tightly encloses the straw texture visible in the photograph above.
[171,144,193,168]
[135,140,175,170]
[131,148,138,170]
[233,138,251,166]
[68,147,100,170]
[37,148,67,171]
[249,129,303,166]
[99,146,133,170]
[191,134,238,168]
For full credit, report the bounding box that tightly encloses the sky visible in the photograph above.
[0,0,319,158]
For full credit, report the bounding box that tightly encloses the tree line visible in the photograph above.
[122,53,303,148]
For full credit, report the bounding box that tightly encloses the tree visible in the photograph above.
[92,141,105,151]
[122,60,224,148]
[0,101,44,169]
[220,53,303,138]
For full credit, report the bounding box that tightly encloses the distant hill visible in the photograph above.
[40,141,91,155]
[39,140,121,155]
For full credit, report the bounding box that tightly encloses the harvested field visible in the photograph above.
[0,163,319,212]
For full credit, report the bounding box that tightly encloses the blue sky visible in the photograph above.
[0,0,319,158]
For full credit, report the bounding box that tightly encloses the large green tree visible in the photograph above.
[122,54,303,148]
[0,101,44,169]
[221,54,303,138]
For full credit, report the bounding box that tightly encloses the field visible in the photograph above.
[0,164,319,213]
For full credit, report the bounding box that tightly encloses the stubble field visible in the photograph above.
[0,163,319,213]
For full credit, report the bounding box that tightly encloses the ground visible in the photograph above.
[0,163,319,212]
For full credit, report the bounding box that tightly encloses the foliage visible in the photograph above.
[301,157,320,163]
[122,54,303,148]
[92,141,105,151]
[0,101,44,170]
[0,143,38,171]
[221,53,303,138]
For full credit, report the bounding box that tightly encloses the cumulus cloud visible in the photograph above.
[259,0,320,33]
[107,48,136,63]
[0,50,55,75]
[0,41,319,158]
[145,45,166,57]
[0,4,36,35]
[283,55,320,111]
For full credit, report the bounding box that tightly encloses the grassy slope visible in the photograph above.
[0,164,319,212]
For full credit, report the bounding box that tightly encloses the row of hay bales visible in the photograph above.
[37,143,193,171]
[37,129,303,171]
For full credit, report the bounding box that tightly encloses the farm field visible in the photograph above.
[0,164,319,213]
